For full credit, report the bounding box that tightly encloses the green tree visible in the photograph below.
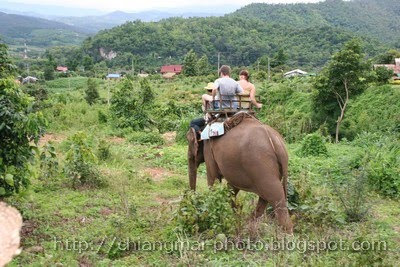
[0,78,46,196]
[83,55,94,72]
[271,49,288,68]
[374,66,394,85]
[375,49,400,64]
[43,54,56,81]
[85,78,100,105]
[183,50,198,76]
[110,78,149,130]
[140,78,154,105]
[0,43,15,78]
[93,61,108,78]
[313,39,369,143]
[197,55,212,76]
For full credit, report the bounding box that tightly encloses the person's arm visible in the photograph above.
[236,82,244,94]
[212,80,219,101]
[250,84,262,108]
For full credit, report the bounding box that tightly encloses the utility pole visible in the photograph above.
[107,68,110,106]
[132,57,135,75]
[257,60,260,72]
[268,57,271,82]
[217,52,221,75]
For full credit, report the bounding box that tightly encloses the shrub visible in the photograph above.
[97,139,111,160]
[0,78,46,196]
[353,133,400,198]
[332,168,370,222]
[39,142,59,181]
[23,83,49,111]
[374,66,394,85]
[174,184,236,237]
[175,118,191,144]
[64,132,103,188]
[98,110,108,123]
[85,78,99,105]
[128,131,164,145]
[110,78,150,130]
[298,132,328,157]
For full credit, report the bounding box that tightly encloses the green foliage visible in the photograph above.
[39,142,59,181]
[258,80,314,143]
[271,48,288,68]
[83,55,94,71]
[298,132,328,157]
[128,131,164,145]
[0,78,46,196]
[97,109,108,123]
[175,118,191,144]
[197,55,212,76]
[85,78,100,105]
[174,184,236,236]
[374,49,400,64]
[97,139,111,161]
[140,78,154,105]
[342,85,400,138]
[64,132,102,188]
[313,39,370,140]
[110,78,150,130]
[44,54,56,81]
[23,83,49,111]
[332,167,370,222]
[183,50,198,76]
[374,66,394,85]
[0,43,16,78]
[353,133,400,198]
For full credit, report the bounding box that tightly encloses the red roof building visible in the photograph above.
[160,65,182,74]
[56,66,68,73]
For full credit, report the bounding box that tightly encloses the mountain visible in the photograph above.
[0,12,89,47]
[234,0,400,45]
[71,0,397,71]
[55,10,228,33]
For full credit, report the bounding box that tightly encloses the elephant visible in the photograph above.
[187,114,293,233]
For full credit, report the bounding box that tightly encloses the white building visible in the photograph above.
[284,69,308,78]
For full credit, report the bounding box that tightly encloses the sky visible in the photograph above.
[5,0,323,12]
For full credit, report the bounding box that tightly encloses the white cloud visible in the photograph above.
[7,0,323,12]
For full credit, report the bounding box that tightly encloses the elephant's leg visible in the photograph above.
[229,185,240,210]
[273,201,293,234]
[204,143,221,187]
[253,197,268,218]
[254,174,293,234]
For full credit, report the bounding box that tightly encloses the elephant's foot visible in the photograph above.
[274,206,294,234]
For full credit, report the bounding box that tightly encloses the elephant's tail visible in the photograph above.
[265,126,289,199]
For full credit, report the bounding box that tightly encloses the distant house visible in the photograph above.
[160,65,182,74]
[284,69,308,78]
[56,66,68,73]
[374,58,400,79]
[106,73,121,80]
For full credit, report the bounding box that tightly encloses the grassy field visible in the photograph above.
[5,76,400,266]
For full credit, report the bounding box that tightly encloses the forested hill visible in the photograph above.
[0,12,88,46]
[235,0,400,45]
[77,0,397,70]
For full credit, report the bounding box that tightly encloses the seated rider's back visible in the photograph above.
[214,77,243,109]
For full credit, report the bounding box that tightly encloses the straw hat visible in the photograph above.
[204,82,215,91]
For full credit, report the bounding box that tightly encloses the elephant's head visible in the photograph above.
[187,128,204,190]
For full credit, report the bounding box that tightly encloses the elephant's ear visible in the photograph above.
[187,128,199,158]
